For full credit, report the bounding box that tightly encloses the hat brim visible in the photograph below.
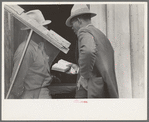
[66,12,96,27]
[21,20,51,30]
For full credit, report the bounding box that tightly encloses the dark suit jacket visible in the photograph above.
[77,24,119,98]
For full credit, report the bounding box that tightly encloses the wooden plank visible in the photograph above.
[48,30,70,48]
[4,4,71,54]
[4,10,14,97]
[137,4,145,98]
[4,10,9,97]
[130,4,145,98]
[107,4,132,98]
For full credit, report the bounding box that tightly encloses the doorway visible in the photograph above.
[20,5,77,62]
[18,5,77,98]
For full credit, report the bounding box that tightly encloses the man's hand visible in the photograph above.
[66,64,79,74]
[77,76,88,90]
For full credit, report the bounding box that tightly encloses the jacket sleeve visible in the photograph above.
[78,31,97,79]
[10,43,34,97]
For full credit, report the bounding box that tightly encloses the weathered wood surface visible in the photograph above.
[4,4,71,54]
[115,4,132,98]
[130,4,145,98]
[4,10,14,97]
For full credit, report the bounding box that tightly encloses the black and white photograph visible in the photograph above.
[1,1,147,120]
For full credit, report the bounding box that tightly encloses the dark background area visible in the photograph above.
[19,5,78,83]
[19,5,78,98]
[20,5,77,63]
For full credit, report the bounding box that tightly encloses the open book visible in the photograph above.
[51,59,78,74]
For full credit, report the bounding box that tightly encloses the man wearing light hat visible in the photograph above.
[66,4,119,98]
[10,10,53,99]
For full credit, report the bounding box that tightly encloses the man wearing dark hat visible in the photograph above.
[10,10,52,99]
[66,4,119,98]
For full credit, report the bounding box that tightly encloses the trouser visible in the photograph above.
[21,87,52,99]
[75,85,87,98]
[75,77,106,98]
[75,85,106,98]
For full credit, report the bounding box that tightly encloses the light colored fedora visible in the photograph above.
[66,4,96,27]
[21,9,51,30]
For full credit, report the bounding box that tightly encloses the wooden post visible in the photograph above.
[130,4,145,98]
[6,29,33,99]
[108,4,132,98]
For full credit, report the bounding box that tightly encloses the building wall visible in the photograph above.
[91,4,146,98]
[4,10,28,97]
[4,11,14,97]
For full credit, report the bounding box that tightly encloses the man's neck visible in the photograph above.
[77,21,92,35]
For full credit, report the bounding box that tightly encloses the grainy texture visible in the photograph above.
[130,4,145,98]
[4,10,14,97]
[4,4,145,98]
[4,11,60,98]
[14,18,27,52]
[91,4,107,35]
[90,4,145,98]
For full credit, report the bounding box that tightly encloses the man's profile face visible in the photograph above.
[71,17,80,35]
